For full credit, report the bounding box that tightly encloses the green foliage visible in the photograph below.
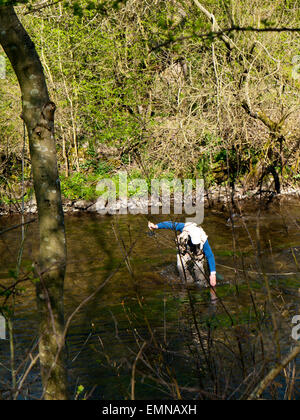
[60,173,99,200]
[75,384,85,400]
[80,154,114,176]
[0,0,299,199]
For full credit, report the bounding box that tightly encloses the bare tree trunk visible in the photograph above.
[0,5,68,399]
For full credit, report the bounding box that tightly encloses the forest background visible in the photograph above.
[0,0,299,206]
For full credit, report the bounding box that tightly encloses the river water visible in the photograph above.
[1,201,300,399]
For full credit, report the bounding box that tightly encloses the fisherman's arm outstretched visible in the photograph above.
[148,221,216,287]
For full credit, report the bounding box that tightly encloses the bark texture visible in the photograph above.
[0,6,68,399]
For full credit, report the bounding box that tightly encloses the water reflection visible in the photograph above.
[0,202,300,399]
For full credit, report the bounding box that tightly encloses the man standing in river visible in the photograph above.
[148,221,217,287]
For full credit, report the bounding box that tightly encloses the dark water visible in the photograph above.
[1,202,300,399]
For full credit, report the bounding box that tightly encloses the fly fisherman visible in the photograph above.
[148,221,216,288]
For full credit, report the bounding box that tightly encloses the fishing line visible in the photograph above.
[216,263,299,277]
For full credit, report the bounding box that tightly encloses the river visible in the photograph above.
[0,201,300,399]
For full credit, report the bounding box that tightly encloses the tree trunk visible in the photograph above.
[0,6,68,399]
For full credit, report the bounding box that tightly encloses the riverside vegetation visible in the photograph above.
[0,0,300,209]
[0,0,300,401]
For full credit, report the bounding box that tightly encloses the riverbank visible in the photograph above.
[1,185,299,217]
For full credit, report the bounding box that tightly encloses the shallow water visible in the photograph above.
[1,202,300,399]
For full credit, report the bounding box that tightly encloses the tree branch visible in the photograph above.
[248,343,300,400]
[193,0,235,51]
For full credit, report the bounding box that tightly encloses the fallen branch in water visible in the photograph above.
[0,219,36,236]
[248,343,300,400]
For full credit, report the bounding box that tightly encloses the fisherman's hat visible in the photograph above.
[183,223,208,246]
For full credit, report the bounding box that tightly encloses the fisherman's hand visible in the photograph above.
[210,273,217,287]
[148,221,158,230]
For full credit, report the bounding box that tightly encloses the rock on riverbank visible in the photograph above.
[1,186,299,216]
